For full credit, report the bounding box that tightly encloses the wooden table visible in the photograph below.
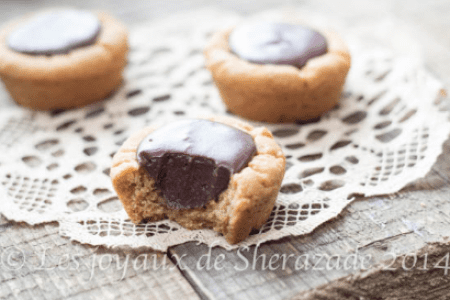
[1,1,450,299]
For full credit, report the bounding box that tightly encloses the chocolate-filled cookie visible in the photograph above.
[0,9,128,110]
[111,116,286,244]
[204,21,351,123]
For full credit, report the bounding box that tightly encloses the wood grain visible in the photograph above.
[1,0,450,299]
[292,242,450,300]
[0,221,200,300]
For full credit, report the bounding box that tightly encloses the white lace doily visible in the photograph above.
[0,9,448,251]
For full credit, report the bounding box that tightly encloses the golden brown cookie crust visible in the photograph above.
[204,25,351,123]
[111,116,286,244]
[0,10,128,110]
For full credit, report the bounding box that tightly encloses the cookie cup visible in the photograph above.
[111,116,286,244]
[204,25,351,123]
[0,11,128,110]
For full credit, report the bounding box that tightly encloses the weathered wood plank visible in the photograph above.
[291,242,450,300]
[0,222,200,300]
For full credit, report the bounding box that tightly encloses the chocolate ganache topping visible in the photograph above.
[8,9,101,55]
[229,22,327,68]
[137,119,257,209]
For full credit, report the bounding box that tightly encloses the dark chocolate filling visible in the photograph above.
[228,22,327,68]
[7,9,101,55]
[137,119,257,209]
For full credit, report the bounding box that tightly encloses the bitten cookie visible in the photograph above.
[0,9,128,110]
[204,22,351,123]
[111,116,286,244]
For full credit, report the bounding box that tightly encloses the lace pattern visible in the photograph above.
[0,9,447,251]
